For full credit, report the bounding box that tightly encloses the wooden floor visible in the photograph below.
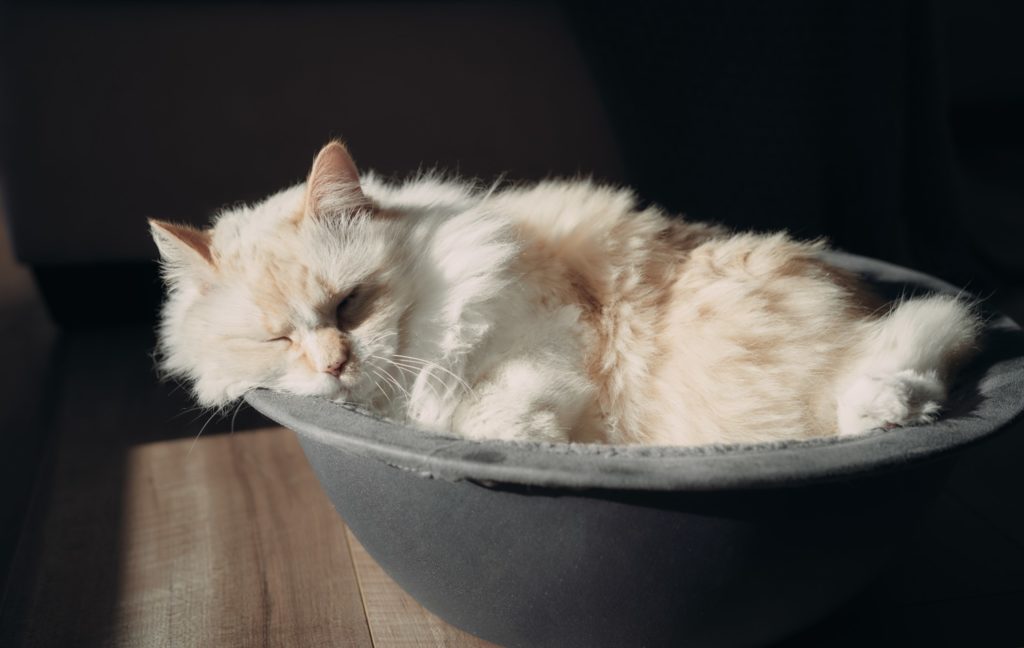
[0,329,495,647]
[2,326,1023,647]
[112,426,495,648]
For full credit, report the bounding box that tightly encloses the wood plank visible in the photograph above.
[347,529,499,648]
[1,421,374,647]
[111,427,373,648]
[1,328,494,647]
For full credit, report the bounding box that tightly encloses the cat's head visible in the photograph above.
[151,141,411,409]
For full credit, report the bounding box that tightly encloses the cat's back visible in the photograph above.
[483,180,870,445]
[486,180,722,288]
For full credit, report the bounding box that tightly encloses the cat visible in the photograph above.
[150,141,981,445]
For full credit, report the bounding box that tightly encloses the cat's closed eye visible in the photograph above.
[336,288,360,325]
[266,336,292,344]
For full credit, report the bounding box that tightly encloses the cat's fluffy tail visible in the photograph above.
[836,295,981,436]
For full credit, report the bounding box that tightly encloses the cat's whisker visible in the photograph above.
[229,399,246,435]
[379,365,412,400]
[390,354,475,397]
[387,360,457,398]
[372,354,420,378]
[362,331,398,349]
[184,406,218,426]
[363,329,401,349]
[368,373,392,405]
[370,367,406,400]
[369,369,393,395]
[385,358,449,403]
[379,357,448,400]
[373,355,415,379]
[170,403,208,421]
[377,359,426,392]
[187,410,219,457]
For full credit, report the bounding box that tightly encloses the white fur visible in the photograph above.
[836,296,980,435]
[153,155,981,445]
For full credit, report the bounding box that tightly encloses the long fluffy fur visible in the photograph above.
[152,143,981,445]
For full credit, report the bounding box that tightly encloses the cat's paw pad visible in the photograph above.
[837,370,945,436]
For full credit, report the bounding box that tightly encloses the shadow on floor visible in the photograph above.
[0,327,272,646]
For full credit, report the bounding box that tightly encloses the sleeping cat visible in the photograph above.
[150,141,980,445]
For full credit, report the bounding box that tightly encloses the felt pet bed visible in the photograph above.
[246,251,1024,648]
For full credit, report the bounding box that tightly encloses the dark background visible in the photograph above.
[2,0,1023,326]
[1,1,1022,646]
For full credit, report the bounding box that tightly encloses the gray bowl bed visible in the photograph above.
[246,251,1024,648]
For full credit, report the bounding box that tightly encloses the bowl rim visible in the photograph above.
[245,251,1024,491]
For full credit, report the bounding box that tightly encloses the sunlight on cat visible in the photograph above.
[151,141,980,446]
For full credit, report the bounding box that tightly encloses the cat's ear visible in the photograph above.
[149,219,216,275]
[304,140,368,218]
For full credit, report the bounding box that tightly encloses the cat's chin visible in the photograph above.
[277,375,352,402]
[318,383,351,402]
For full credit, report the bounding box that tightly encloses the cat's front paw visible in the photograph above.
[837,370,945,436]
[454,405,570,443]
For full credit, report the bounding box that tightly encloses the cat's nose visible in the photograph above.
[323,352,348,377]
[308,327,349,377]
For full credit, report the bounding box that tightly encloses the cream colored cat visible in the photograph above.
[151,141,980,445]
